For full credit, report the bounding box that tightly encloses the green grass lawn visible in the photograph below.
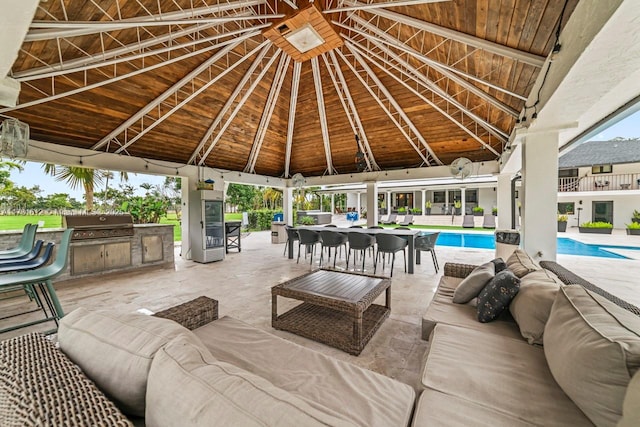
[0,215,63,230]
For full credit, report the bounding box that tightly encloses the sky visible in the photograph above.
[9,162,166,200]
[6,110,640,199]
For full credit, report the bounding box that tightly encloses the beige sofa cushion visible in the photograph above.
[452,262,494,303]
[193,316,415,427]
[58,307,190,416]
[146,333,355,427]
[423,280,520,341]
[509,269,561,345]
[506,249,539,278]
[423,324,592,426]
[544,285,640,427]
[412,388,535,427]
[619,370,640,427]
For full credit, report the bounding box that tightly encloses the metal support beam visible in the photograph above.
[324,0,450,14]
[311,57,337,175]
[25,0,269,41]
[338,18,521,115]
[92,36,257,152]
[284,61,302,178]
[347,39,502,156]
[282,0,299,9]
[245,54,291,173]
[339,0,544,68]
[0,33,260,114]
[338,46,443,166]
[344,34,508,141]
[322,51,379,171]
[16,25,269,82]
[189,47,283,166]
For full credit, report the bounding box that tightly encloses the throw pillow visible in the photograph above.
[619,370,640,427]
[509,269,561,345]
[452,262,494,304]
[477,270,520,323]
[544,285,640,427]
[58,307,192,417]
[491,257,507,273]
[146,334,356,427]
[505,249,539,278]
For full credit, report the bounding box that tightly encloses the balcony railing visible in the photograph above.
[558,173,640,192]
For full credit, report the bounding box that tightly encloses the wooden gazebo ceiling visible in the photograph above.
[4,0,577,178]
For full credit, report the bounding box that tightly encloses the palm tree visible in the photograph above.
[43,165,130,212]
[43,165,103,212]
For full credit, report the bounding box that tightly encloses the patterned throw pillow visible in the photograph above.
[477,270,521,323]
[491,257,507,273]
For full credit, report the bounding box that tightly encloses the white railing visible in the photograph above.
[558,174,640,192]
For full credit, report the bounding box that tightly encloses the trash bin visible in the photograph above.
[273,213,284,222]
[495,229,520,260]
[271,221,287,244]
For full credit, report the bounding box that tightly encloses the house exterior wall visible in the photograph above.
[558,192,639,229]
[478,187,497,214]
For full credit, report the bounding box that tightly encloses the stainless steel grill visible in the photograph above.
[63,214,134,240]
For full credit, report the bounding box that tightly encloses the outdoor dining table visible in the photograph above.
[289,225,424,274]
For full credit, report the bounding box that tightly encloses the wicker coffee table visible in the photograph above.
[272,269,391,355]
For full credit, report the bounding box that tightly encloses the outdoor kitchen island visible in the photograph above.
[0,220,175,283]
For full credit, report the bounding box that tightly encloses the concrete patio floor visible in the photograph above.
[1,224,639,393]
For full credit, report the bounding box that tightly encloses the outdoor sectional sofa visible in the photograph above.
[0,297,415,426]
[415,250,640,426]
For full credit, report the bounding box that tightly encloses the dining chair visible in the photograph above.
[319,230,348,268]
[283,225,299,257]
[368,225,384,229]
[0,228,73,334]
[346,232,375,272]
[374,234,408,277]
[297,229,321,266]
[415,232,440,273]
[0,223,38,259]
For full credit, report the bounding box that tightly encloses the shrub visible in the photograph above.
[472,206,484,213]
[412,208,422,214]
[492,207,498,215]
[398,207,407,214]
[299,216,315,225]
[627,222,640,229]
[580,221,613,229]
[247,209,278,230]
[633,210,640,219]
[557,214,568,222]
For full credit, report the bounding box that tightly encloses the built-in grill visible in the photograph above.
[63,214,134,240]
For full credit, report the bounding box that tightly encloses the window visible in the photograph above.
[557,202,575,215]
[448,190,461,203]
[394,193,414,208]
[465,190,478,203]
[558,168,578,178]
[433,191,445,203]
[592,165,612,174]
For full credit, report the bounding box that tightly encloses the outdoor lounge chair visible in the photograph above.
[482,214,496,229]
[382,213,397,225]
[398,214,414,226]
[462,215,475,228]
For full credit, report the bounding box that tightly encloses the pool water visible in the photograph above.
[433,232,633,259]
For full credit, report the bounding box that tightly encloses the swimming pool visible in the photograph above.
[432,232,635,259]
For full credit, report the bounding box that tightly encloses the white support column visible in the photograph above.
[283,187,294,226]
[521,131,560,262]
[421,189,426,213]
[497,174,512,231]
[386,191,391,215]
[460,188,466,216]
[180,177,191,259]
[445,190,449,210]
[366,182,379,227]
[331,194,335,214]
[356,194,361,220]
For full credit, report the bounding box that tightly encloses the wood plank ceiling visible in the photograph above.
[3,0,577,178]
